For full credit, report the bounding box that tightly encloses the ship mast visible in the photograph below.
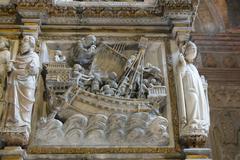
[118,37,148,98]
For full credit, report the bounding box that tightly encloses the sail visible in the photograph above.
[90,43,128,80]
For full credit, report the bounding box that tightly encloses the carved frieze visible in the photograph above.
[0,0,197,26]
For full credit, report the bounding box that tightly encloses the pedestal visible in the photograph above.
[184,148,212,160]
[0,146,26,160]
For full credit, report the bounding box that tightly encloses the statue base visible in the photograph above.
[0,127,29,146]
[184,148,211,160]
[180,135,207,148]
[0,146,26,160]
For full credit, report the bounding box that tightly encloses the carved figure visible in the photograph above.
[100,84,115,96]
[140,79,149,98]
[125,55,136,71]
[144,62,161,75]
[177,41,210,135]
[54,50,66,63]
[72,64,85,86]
[106,72,118,89]
[4,36,40,131]
[91,73,102,94]
[72,64,92,87]
[0,37,11,119]
[72,35,97,67]
[116,77,129,97]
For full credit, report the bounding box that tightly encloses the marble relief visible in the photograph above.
[32,35,171,147]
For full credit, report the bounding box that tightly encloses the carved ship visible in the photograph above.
[46,38,167,116]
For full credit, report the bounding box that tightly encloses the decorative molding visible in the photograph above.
[0,0,198,26]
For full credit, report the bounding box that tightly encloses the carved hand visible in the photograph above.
[89,45,96,53]
[7,62,13,72]
[178,53,185,64]
[180,118,187,125]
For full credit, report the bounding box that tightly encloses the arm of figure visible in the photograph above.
[88,45,96,55]
[27,55,40,76]
[177,53,187,126]
[178,53,186,76]
[12,68,28,76]
[81,74,93,81]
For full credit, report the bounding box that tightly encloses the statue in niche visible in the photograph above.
[71,35,97,68]
[0,37,11,119]
[3,35,40,132]
[177,41,210,135]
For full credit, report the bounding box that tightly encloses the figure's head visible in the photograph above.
[145,62,152,68]
[20,35,36,55]
[183,41,197,62]
[130,55,136,61]
[150,78,156,84]
[104,85,110,90]
[83,35,96,48]
[143,79,148,84]
[0,36,10,50]
[73,64,83,72]
[55,50,62,56]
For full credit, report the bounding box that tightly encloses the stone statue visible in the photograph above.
[4,35,40,132]
[100,84,116,96]
[0,37,11,119]
[72,35,97,68]
[72,64,93,88]
[125,55,136,71]
[106,72,118,89]
[177,41,210,136]
[54,50,66,63]
[116,77,129,97]
[91,73,102,94]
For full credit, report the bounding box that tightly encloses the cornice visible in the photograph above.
[0,0,197,26]
[199,68,240,85]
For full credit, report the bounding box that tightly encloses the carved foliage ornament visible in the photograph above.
[1,0,197,19]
